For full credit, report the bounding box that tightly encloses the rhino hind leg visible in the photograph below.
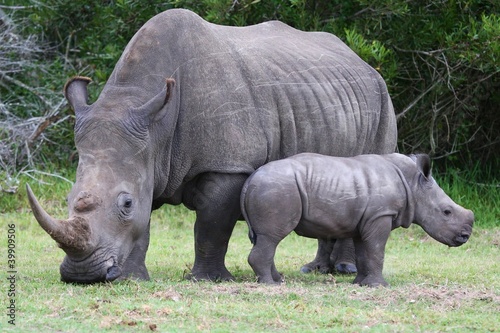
[271,263,283,283]
[248,234,282,284]
[119,220,151,281]
[187,173,248,282]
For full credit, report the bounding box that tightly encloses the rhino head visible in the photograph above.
[27,76,176,283]
[408,154,474,247]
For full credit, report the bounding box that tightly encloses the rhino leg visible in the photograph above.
[331,238,357,274]
[271,263,282,283]
[352,217,392,287]
[118,220,151,281]
[248,234,282,284]
[301,238,357,274]
[300,238,335,274]
[187,173,248,281]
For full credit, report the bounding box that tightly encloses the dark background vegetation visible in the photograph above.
[1,0,499,189]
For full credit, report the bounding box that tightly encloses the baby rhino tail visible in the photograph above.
[240,175,257,245]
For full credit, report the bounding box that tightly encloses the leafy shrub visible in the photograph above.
[174,0,499,169]
[1,0,499,180]
[0,8,73,190]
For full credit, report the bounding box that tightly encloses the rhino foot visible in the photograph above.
[119,257,150,281]
[335,262,357,274]
[117,268,150,281]
[300,262,332,274]
[353,273,387,287]
[300,265,314,274]
[355,278,388,288]
[185,267,235,282]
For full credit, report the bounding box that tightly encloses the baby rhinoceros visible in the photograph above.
[240,153,474,287]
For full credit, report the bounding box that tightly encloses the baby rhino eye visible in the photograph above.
[444,209,452,216]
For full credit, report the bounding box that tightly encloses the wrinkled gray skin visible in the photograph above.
[301,236,357,275]
[26,9,397,283]
[241,153,474,286]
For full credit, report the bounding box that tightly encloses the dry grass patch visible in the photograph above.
[348,282,500,311]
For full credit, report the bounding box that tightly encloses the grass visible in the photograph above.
[0,169,499,332]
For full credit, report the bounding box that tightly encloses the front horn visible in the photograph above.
[26,184,92,253]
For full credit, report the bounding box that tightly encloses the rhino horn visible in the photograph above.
[26,184,92,253]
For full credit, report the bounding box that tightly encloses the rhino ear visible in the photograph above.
[416,154,432,180]
[136,78,176,124]
[64,76,92,112]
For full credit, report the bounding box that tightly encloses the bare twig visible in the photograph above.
[1,13,71,188]
[21,169,74,186]
[0,5,34,10]
[0,71,52,107]
[396,81,439,120]
[27,115,59,146]
[63,31,75,70]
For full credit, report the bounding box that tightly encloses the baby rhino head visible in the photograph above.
[410,154,474,247]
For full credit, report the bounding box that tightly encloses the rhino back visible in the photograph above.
[97,9,396,193]
[289,154,407,236]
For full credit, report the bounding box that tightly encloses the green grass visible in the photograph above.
[0,170,499,332]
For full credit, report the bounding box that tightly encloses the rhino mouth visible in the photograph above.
[60,253,121,284]
[452,231,471,246]
[449,224,472,247]
[106,264,122,281]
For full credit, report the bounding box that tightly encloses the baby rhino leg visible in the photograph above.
[247,206,300,283]
[353,217,392,287]
[248,235,282,284]
[243,178,302,284]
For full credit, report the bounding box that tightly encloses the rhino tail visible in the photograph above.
[240,174,257,245]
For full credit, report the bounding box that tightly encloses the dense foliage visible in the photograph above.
[1,0,499,183]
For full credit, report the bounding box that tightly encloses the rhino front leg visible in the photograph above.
[301,238,357,274]
[352,217,392,287]
[118,219,151,281]
[300,238,335,274]
[331,238,357,274]
[188,173,248,281]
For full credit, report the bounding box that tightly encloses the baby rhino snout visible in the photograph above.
[454,232,470,245]
[454,209,474,246]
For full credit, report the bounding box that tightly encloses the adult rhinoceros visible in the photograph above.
[27,8,397,283]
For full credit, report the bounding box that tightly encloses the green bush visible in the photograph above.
[1,0,499,178]
[0,8,74,183]
[174,0,499,169]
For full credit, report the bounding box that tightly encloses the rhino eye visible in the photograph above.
[124,199,132,208]
[444,209,452,216]
[117,193,134,218]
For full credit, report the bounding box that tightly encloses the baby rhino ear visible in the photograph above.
[415,154,432,180]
